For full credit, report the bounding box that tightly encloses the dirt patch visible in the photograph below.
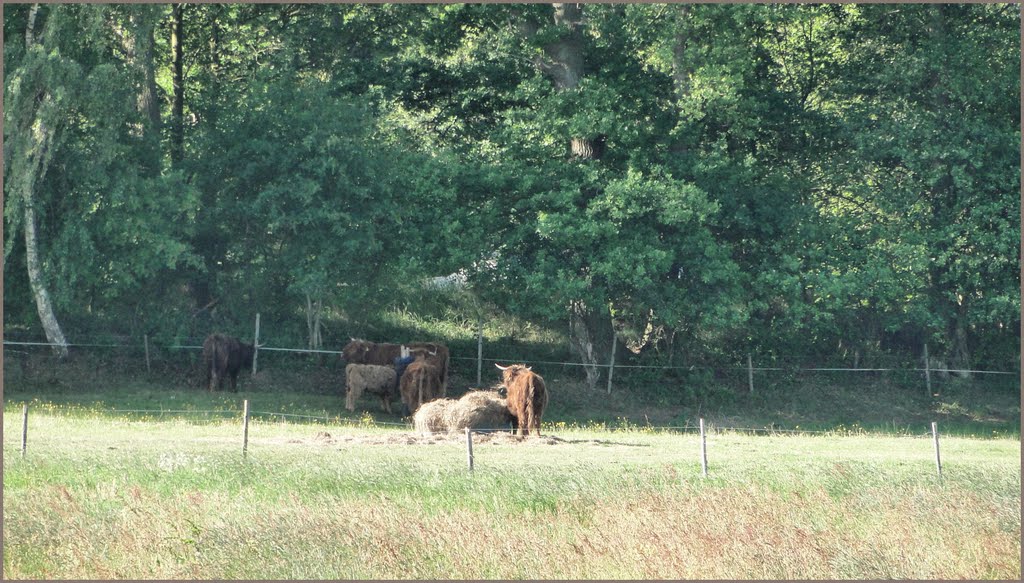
[273,431,647,448]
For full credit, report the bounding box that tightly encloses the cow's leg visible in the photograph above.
[382,393,392,414]
[230,371,239,392]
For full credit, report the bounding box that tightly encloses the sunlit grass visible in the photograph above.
[3,409,1019,579]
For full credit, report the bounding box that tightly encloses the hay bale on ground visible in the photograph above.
[444,390,515,432]
[413,390,514,435]
[413,398,455,434]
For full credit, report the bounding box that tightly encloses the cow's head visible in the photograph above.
[494,363,531,384]
[341,338,373,363]
[238,341,257,368]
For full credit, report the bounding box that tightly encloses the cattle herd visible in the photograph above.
[201,333,549,437]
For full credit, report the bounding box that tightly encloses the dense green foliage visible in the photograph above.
[4,4,1019,376]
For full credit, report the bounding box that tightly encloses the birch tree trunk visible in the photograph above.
[12,5,69,358]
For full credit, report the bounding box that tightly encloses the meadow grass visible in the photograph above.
[3,407,1019,579]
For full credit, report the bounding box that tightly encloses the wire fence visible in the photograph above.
[3,400,946,438]
[8,401,953,480]
[4,336,1019,379]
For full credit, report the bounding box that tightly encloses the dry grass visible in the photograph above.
[3,410,1020,579]
[4,482,1018,579]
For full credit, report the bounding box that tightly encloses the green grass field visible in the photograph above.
[3,400,1020,579]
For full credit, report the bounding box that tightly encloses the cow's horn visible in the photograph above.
[526,366,532,371]
[494,363,508,371]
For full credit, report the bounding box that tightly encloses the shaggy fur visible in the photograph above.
[399,357,443,416]
[345,363,398,414]
[202,333,255,392]
[341,339,450,396]
[496,364,548,437]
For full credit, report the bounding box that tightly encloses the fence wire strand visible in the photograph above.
[4,338,1018,377]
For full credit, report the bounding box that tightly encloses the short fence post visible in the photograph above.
[931,421,942,482]
[465,427,474,471]
[747,354,755,393]
[143,334,151,374]
[242,399,251,458]
[252,313,261,376]
[699,417,708,477]
[923,342,932,397]
[476,315,483,386]
[21,404,28,459]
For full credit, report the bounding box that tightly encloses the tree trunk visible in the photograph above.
[115,6,162,173]
[170,3,184,166]
[569,301,602,390]
[948,301,972,379]
[25,198,69,358]
[306,293,323,352]
[529,4,611,385]
[15,5,69,358]
[670,4,693,156]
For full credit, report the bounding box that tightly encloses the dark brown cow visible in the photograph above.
[202,333,256,392]
[495,363,548,437]
[341,339,449,395]
[399,356,443,416]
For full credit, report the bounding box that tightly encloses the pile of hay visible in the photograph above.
[413,390,513,435]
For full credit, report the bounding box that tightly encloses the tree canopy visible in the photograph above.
[3,3,1019,379]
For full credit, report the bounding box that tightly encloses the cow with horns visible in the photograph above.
[341,339,450,396]
[495,363,548,437]
[201,333,260,392]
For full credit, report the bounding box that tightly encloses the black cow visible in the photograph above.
[202,333,256,392]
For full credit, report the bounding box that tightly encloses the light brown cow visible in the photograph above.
[345,363,398,414]
[495,363,548,437]
[341,339,450,395]
[399,356,443,416]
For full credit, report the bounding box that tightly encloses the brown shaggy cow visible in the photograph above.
[202,333,256,392]
[342,339,449,395]
[399,356,443,416]
[495,363,548,437]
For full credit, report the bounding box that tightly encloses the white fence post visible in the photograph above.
[747,354,755,393]
[931,421,942,482]
[924,342,932,397]
[476,315,483,386]
[465,427,474,471]
[252,313,261,376]
[607,330,617,394]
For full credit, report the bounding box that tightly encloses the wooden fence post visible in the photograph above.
[21,404,28,459]
[923,342,932,397]
[144,334,151,374]
[242,399,251,458]
[931,421,942,482]
[607,330,617,394]
[699,417,708,477]
[476,315,483,386]
[252,313,261,376]
[465,427,474,471]
[747,354,755,393]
